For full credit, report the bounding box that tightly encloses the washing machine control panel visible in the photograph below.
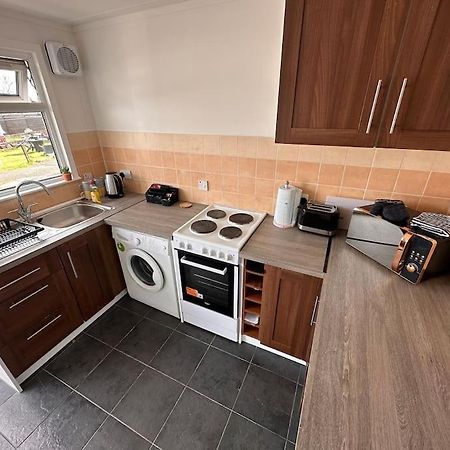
[172,237,238,265]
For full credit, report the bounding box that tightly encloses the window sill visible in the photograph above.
[0,176,81,203]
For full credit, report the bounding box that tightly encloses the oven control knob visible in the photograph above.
[202,248,208,255]
[406,263,418,273]
[179,241,185,249]
[210,250,216,257]
[227,254,233,261]
[218,252,225,259]
[187,243,192,250]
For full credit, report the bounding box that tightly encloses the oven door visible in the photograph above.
[177,250,235,317]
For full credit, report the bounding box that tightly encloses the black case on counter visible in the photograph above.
[145,184,179,206]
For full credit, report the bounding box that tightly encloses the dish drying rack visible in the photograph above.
[0,219,44,259]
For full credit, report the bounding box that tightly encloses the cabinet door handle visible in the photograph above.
[9,284,49,309]
[0,267,41,291]
[389,78,408,134]
[27,314,62,341]
[66,251,78,279]
[365,79,382,134]
[310,295,319,326]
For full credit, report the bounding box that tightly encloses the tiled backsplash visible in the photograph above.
[0,131,105,218]
[2,129,449,218]
[99,131,450,215]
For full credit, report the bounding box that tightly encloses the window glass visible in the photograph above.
[0,55,66,195]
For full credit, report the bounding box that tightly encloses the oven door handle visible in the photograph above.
[180,256,228,276]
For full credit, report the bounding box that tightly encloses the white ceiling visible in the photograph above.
[0,0,191,25]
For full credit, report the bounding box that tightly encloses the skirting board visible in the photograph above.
[241,334,307,367]
[13,289,127,389]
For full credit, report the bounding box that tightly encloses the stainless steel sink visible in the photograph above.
[36,202,111,228]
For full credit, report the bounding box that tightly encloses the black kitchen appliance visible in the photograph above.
[145,184,178,206]
[297,199,340,236]
[105,172,124,198]
[177,250,235,317]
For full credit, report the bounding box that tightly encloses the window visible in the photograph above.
[0,56,69,194]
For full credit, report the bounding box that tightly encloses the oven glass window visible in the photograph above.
[130,255,156,286]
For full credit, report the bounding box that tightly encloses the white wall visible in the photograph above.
[75,0,285,136]
[0,10,96,133]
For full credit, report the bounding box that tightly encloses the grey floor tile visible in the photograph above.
[77,350,144,412]
[212,336,256,361]
[117,295,153,316]
[84,416,149,450]
[219,413,286,450]
[85,306,143,347]
[234,365,296,438]
[113,368,183,441]
[151,332,207,383]
[288,384,304,443]
[0,380,15,407]
[285,441,295,450]
[0,434,13,450]
[0,371,71,447]
[252,348,300,382]
[146,307,181,329]
[117,318,172,365]
[176,322,215,344]
[46,334,111,388]
[20,392,106,450]
[155,388,229,450]
[189,348,248,408]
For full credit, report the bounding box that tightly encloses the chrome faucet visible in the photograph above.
[14,180,50,222]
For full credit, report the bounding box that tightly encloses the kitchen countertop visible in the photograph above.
[104,200,207,240]
[0,193,143,275]
[298,232,450,449]
[240,216,330,278]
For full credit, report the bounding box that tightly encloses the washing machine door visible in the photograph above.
[126,248,164,292]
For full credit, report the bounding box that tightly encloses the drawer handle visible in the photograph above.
[365,79,382,134]
[0,267,41,292]
[27,314,62,341]
[66,252,78,279]
[180,256,227,275]
[310,296,319,326]
[389,77,408,134]
[9,284,49,310]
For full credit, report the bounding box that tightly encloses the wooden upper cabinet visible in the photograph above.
[259,265,322,362]
[276,0,450,151]
[276,0,410,147]
[378,0,450,150]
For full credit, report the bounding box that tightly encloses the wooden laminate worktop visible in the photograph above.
[241,216,330,278]
[299,233,450,449]
[105,200,206,239]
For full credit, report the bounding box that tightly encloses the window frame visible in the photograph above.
[0,58,28,101]
[0,46,75,199]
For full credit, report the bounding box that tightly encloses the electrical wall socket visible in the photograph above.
[198,179,209,191]
[120,169,133,179]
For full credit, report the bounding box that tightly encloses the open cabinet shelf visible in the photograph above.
[242,260,265,340]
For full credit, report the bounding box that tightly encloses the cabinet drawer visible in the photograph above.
[0,271,75,339]
[8,307,80,377]
[0,250,62,301]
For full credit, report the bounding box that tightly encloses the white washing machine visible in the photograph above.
[112,227,180,318]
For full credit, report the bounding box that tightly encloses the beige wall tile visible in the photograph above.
[364,189,392,201]
[276,161,297,181]
[298,145,323,163]
[256,137,277,160]
[189,154,205,172]
[162,151,175,168]
[239,158,257,178]
[342,166,370,189]
[220,136,238,156]
[321,146,347,164]
[222,175,238,193]
[222,156,238,175]
[373,149,405,169]
[318,164,344,186]
[431,151,450,172]
[392,193,420,210]
[315,185,340,203]
[346,147,375,167]
[204,155,222,174]
[174,152,190,170]
[339,187,365,199]
[394,170,429,195]
[203,135,220,154]
[256,159,276,179]
[367,168,399,191]
[238,136,257,157]
[277,144,299,161]
[239,177,255,195]
[163,168,178,184]
[401,150,436,171]
[296,162,320,184]
[255,179,274,197]
[424,172,450,198]
[418,197,450,214]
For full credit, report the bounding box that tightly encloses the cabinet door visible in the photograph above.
[378,0,450,150]
[89,225,125,301]
[58,230,108,321]
[260,266,322,361]
[276,0,410,147]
